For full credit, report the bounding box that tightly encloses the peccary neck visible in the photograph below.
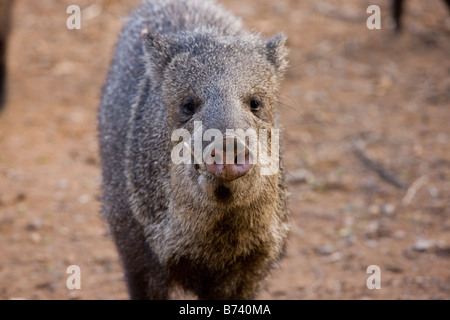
[161,175,286,268]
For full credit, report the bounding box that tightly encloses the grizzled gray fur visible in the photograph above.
[99,0,289,299]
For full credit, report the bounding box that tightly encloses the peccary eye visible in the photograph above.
[180,98,196,115]
[250,96,264,113]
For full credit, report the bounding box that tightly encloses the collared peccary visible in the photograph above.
[392,0,450,31]
[99,0,289,300]
[0,0,13,110]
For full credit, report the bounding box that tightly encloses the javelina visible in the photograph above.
[99,0,289,299]
[0,0,13,110]
[392,0,450,31]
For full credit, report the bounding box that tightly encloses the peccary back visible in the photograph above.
[99,0,289,300]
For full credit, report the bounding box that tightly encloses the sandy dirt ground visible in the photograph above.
[0,0,449,300]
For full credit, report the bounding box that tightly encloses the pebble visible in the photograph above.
[287,169,316,184]
[381,203,396,216]
[26,219,43,231]
[30,232,41,243]
[68,291,81,300]
[314,245,334,256]
[322,252,342,263]
[412,239,436,252]
[78,194,90,204]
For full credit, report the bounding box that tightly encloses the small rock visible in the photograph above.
[314,245,334,256]
[54,192,64,201]
[16,193,26,202]
[26,219,43,231]
[30,232,41,243]
[35,281,56,292]
[377,74,394,91]
[435,245,450,258]
[57,179,68,190]
[287,169,316,184]
[82,3,102,21]
[322,252,342,263]
[85,156,97,166]
[344,234,356,246]
[412,239,436,252]
[68,291,81,300]
[381,203,396,216]
[338,227,353,238]
[386,264,403,273]
[52,61,76,76]
[368,204,380,215]
[16,203,28,215]
[393,230,406,239]
[78,194,90,204]
[427,186,439,198]
[376,221,392,238]
[403,247,419,259]
[271,3,287,15]
[365,239,378,248]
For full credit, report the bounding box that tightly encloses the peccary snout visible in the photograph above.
[204,135,253,181]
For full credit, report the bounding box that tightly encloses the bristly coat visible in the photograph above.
[99,0,289,300]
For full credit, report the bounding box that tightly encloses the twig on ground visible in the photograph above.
[401,175,428,206]
[312,2,365,24]
[351,140,408,190]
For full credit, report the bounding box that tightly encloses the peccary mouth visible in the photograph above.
[192,163,236,203]
[213,183,232,203]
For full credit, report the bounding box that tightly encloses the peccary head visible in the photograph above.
[141,29,288,211]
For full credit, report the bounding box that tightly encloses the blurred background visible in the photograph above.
[0,0,449,299]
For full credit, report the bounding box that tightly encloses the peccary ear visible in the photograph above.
[141,29,177,80]
[266,33,289,77]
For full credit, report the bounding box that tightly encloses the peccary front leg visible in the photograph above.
[169,249,272,300]
[0,37,7,109]
[392,0,450,32]
[110,213,169,300]
[0,0,13,110]
[392,0,404,32]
